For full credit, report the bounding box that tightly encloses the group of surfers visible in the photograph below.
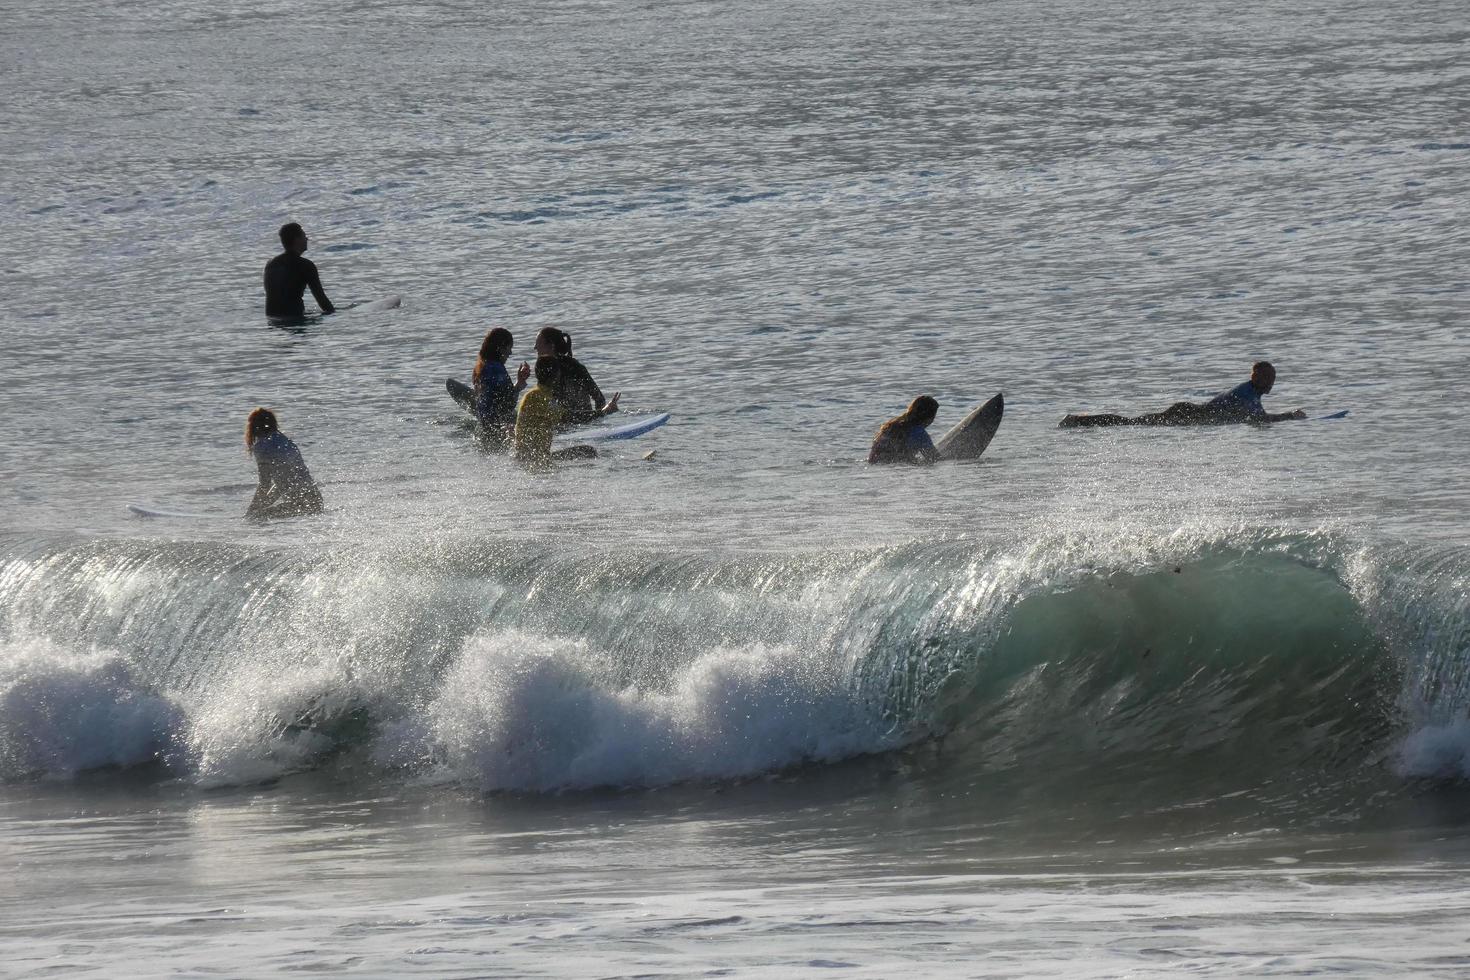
[868,361,1305,465]
[246,222,1310,517]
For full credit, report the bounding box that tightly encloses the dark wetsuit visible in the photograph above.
[1061,380,1271,428]
[552,356,605,416]
[264,252,334,317]
[248,432,324,518]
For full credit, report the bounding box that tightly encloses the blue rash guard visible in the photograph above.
[473,360,517,427]
[1204,380,1265,418]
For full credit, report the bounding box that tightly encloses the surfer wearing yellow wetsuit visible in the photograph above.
[513,357,620,467]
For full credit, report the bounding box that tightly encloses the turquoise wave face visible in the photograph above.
[0,528,1464,799]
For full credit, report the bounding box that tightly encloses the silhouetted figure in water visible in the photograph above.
[868,395,941,465]
[513,356,619,469]
[245,407,324,519]
[264,222,334,318]
[1060,361,1307,428]
[471,327,530,450]
[534,327,608,415]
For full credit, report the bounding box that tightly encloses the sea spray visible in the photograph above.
[414,631,889,792]
[0,639,184,779]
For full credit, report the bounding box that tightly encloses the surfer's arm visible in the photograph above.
[911,429,940,464]
[305,261,335,314]
[1256,409,1308,423]
[246,455,285,516]
[246,480,279,517]
[585,373,606,411]
[560,392,620,425]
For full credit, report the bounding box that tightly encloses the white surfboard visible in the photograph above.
[557,413,671,443]
[127,504,209,519]
[356,294,401,313]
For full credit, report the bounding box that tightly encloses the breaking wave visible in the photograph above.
[0,526,1467,801]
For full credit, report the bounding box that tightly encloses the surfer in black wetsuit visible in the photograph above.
[1059,362,1306,428]
[264,223,335,318]
[534,327,615,419]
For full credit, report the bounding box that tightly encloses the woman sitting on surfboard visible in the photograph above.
[472,328,531,448]
[868,396,941,465]
[514,357,619,469]
[535,327,610,417]
[245,408,324,519]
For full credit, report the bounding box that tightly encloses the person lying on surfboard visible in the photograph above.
[534,327,612,418]
[868,396,941,465]
[264,222,335,319]
[1059,361,1307,428]
[245,408,324,519]
[471,327,531,449]
[513,357,619,469]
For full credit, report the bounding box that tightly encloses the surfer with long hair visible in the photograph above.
[245,408,324,519]
[868,395,941,465]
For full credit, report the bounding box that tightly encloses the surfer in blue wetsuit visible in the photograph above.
[868,396,941,465]
[1060,361,1307,428]
[264,223,334,318]
[471,328,531,448]
[245,408,324,519]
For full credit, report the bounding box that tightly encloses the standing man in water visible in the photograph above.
[264,222,335,318]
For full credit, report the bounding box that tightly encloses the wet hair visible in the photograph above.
[536,326,571,356]
[278,222,305,249]
[1252,360,1276,379]
[473,328,514,384]
[907,395,939,425]
[875,395,939,444]
[534,355,563,386]
[245,407,279,450]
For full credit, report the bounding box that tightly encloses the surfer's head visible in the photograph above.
[535,327,569,358]
[278,222,307,253]
[245,407,279,450]
[534,355,563,387]
[480,328,513,362]
[906,395,939,427]
[1250,361,1276,394]
[474,328,514,385]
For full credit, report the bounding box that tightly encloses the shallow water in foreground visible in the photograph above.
[3,0,1470,974]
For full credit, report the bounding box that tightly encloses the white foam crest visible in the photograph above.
[419,631,896,792]
[186,663,362,787]
[0,639,184,778]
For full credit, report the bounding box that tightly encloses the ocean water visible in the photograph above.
[3,0,1470,974]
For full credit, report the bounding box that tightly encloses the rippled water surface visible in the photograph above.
[2,0,1469,975]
